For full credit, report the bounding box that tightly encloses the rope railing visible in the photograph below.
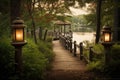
[59,35,101,63]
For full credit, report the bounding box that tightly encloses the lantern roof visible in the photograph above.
[102,25,112,32]
[11,17,26,28]
[13,17,24,24]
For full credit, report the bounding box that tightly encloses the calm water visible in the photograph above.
[72,32,95,44]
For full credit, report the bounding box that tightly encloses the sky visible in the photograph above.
[69,2,90,16]
[69,7,89,16]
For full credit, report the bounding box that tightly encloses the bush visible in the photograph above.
[87,60,104,72]
[92,44,104,54]
[87,44,104,72]
[22,39,48,80]
[87,44,120,78]
[103,44,120,78]
[0,37,15,80]
[46,36,53,43]
[38,40,54,62]
[111,44,120,60]
[22,39,54,80]
[0,36,54,80]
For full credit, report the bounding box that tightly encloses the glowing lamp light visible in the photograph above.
[102,25,112,43]
[101,25,114,66]
[12,18,25,42]
[11,18,27,78]
[104,33,110,42]
[15,29,24,41]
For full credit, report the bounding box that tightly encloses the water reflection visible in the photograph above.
[72,32,95,44]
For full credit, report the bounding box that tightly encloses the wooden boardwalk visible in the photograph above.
[52,40,86,71]
[44,40,95,80]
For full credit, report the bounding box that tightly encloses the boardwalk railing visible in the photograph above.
[59,35,102,63]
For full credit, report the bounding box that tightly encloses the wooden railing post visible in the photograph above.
[79,42,83,60]
[65,37,67,49]
[70,38,72,53]
[61,36,63,45]
[68,38,70,50]
[74,41,77,56]
[67,38,69,50]
[89,46,93,61]
[65,37,68,49]
[63,37,66,48]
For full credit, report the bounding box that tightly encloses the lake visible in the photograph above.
[72,32,96,44]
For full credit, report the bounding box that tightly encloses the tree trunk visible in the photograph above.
[95,0,102,44]
[27,0,37,44]
[31,15,37,44]
[113,0,120,42]
[44,29,48,41]
[10,0,21,23]
[39,27,43,40]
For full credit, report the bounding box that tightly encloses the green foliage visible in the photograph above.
[0,37,14,80]
[0,0,10,13]
[87,44,104,72]
[87,44,120,78]
[103,44,120,78]
[22,39,54,80]
[111,44,120,60]
[46,36,53,43]
[22,39,48,80]
[0,14,10,37]
[92,44,104,54]
[87,61,104,72]
[38,40,54,62]
[71,15,94,32]
[101,0,114,26]
[0,37,54,80]
[84,14,96,31]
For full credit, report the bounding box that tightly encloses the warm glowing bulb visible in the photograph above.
[16,29,23,41]
[16,33,22,39]
[104,33,110,42]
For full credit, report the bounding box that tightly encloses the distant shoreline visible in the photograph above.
[72,32,95,44]
[73,32,95,35]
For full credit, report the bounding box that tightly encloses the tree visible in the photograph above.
[112,0,120,41]
[23,0,76,42]
[0,0,10,14]
[95,0,102,43]
[10,0,21,23]
[25,0,38,44]
[84,13,96,30]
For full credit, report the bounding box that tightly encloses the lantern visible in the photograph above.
[11,18,27,78]
[102,25,112,42]
[101,25,114,65]
[12,18,25,42]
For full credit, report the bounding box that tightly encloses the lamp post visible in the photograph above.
[11,17,27,79]
[101,25,113,65]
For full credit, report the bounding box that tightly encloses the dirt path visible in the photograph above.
[44,40,94,80]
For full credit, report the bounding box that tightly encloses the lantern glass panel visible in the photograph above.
[104,32,110,42]
[15,28,24,42]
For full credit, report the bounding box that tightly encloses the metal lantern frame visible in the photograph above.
[102,25,112,43]
[11,18,27,46]
[101,25,114,65]
[11,18,27,78]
